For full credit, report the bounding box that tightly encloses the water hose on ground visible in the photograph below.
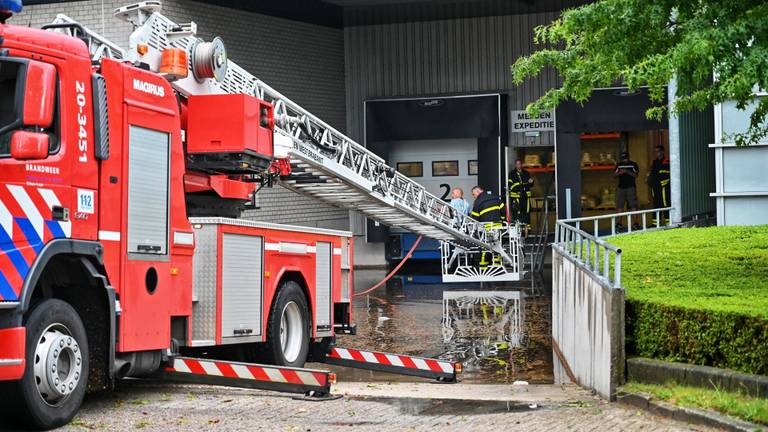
[353,235,423,297]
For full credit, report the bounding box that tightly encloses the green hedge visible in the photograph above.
[626,299,768,375]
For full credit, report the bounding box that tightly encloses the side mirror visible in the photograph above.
[11,130,49,160]
[22,61,56,128]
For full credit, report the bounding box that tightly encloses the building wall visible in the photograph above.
[678,108,715,220]
[343,11,563,144]
[14,0,350,230]
[712,97,768,226]
[343,10,564,263]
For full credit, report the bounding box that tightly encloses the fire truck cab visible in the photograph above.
[0,4,352,429]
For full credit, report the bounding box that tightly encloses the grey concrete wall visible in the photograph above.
[552,246,625,399]
[14,0,350,231]
[627,357,768,398]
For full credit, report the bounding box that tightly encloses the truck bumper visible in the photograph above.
[0,327,25,380]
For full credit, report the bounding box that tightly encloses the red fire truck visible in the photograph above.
[0,1,471,429]
[0,2,360,428]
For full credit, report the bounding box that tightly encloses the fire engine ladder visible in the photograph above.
[45,14,126,61]
[46,3,520,278]
[114,3,515,265]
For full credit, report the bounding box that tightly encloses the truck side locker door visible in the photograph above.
[118,102,175,352]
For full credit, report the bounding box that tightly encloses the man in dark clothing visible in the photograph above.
[508,159,534,227]
[614,151,639,210]
[614,151,639,229]
[470,186,506,269]
[471,186,506,226]
[649,145,671,224]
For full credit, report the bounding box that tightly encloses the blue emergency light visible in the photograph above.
[0,0,22,14]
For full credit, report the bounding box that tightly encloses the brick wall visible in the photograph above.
[13,0,350,230]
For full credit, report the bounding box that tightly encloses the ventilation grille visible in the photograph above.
[91,73,109,160]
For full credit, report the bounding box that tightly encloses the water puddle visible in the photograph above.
[349,396,535,416]
[330,270,553,384]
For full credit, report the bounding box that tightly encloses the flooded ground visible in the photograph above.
[319,268,554,384]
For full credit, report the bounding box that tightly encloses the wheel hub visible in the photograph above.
[279,301,303,363]
[34,324,82,406]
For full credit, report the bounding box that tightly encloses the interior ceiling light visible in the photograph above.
[417,99,446,108]
[613,89,640,97]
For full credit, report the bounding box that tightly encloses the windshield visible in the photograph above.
[0,60,22,154]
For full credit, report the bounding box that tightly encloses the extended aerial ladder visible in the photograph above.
[48,1,524,283]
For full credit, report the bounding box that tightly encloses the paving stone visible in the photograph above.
[0,381,720,432]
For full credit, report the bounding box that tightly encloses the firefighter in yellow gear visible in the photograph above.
[508,159,533,228]
[649,145,671,224]
[470,186,506,270]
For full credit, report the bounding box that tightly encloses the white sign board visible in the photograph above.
[511,110,554,133]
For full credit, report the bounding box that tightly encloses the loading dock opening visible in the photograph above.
[551,87,669,221]
[364,94,507,254]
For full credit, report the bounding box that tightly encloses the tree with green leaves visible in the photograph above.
[511,0,768,145]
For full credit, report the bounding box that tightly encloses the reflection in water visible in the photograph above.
[440,291,525,374]
[331,270,553,384]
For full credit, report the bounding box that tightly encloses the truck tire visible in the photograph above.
[8,299,89,430]
[265,281,310,367]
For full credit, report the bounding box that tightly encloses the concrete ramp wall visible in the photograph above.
[552,246,625,399]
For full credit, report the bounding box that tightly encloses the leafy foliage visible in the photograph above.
[511,0,768,145]
[626,300,768,375]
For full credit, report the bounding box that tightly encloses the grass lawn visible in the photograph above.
[609,225,768,318]
[622,381,768,426]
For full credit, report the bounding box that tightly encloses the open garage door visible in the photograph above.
[365,94,507,243]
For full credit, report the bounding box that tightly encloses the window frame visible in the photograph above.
[432,160,460,177]
[0,58,61,158]
[468,159,479,176]
[396,161,424,178]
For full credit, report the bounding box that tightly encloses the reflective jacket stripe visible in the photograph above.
[477,204,504,216]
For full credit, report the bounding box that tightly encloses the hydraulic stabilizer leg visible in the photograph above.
[323,347,460,382]
[154,357,336,398]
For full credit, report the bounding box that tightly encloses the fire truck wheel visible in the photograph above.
[266,281,310,367]
[12,299,89,430]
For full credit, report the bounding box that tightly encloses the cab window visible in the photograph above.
[0,59,60,157]
[0,60,22,154]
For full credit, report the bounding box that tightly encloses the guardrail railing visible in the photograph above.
[554,222,622,287]
[553,207,674,288]
[559,207,674,239]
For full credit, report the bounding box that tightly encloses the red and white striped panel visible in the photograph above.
[166,358,328,387]
[328,347,454,375]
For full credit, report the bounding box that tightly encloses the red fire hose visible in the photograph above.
[352,235,423,297]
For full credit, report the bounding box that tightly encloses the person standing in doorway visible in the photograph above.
[614,151,640,230]
[649,145,671,224]
[508,159,533,228]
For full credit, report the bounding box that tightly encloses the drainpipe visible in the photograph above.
[668,77,682,224]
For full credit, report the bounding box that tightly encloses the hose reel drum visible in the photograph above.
[191,36,227,82]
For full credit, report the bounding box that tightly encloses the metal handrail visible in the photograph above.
[554,207,673,288]
[530,195,556,274]
[554,221,622,287]
[560,207,674,239]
